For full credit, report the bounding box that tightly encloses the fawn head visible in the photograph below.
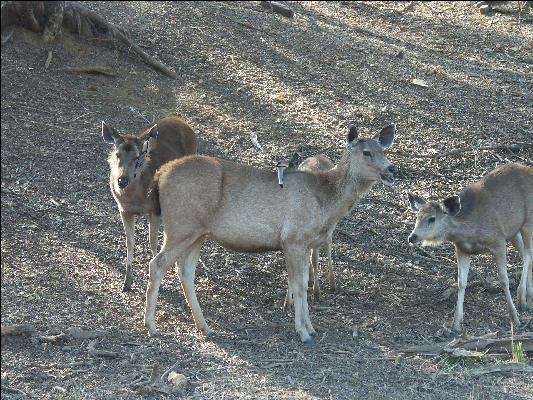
[407,192,461,246]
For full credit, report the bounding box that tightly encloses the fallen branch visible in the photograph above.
[62,66,116,76]
[394,142,533,159]
[1,324,36,336]
[469,363,533,376]
[400,332,533,355]
[87,339,119,358]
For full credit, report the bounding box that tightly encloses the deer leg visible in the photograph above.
[283,283,293,312]
[310,247,320,301]
[517,227,533,310]
[177,237,212,336]
[285,246,314,343]
[326,237,336,292]
[148,212,160,257]
[144,235,200,337]
[120,211,135,291]
[492,244,521,329]
[301,260,317,337]
[451,247,470,334]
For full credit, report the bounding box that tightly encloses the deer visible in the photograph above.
[144,123,398,343]
[407,162,533,334]
[102,116,197,292]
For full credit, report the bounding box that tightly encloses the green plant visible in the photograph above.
[512,340,526,363]
[510,322,526,363]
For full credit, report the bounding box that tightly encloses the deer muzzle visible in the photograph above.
[380,164,398,185]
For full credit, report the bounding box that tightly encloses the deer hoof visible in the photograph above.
[518,305,530,312]
[303,337,315,345]
[149,330,161,338]
[309,330,317,337]
[450,329,461,336]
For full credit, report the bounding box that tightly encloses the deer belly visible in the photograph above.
[210,219,281,253]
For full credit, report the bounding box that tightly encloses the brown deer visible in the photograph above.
[407,163,533,334]
[102,116,197,291]
[145,123,397,343]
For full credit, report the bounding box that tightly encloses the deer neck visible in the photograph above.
[324,151,377,220]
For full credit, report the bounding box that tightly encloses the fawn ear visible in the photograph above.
[144,124,159,153]
[407,192,426,212]
[442,195,461,216]
[347,124,358,147]
[374,123,395,149]
[102,121,122,145]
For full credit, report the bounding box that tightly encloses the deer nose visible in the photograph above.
[118,176,129,188]
[388,165,398,175]
[408,234,417,244]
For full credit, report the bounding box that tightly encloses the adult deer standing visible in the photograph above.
[145,123,398,343]
[407,163,533,334]
[102,116,197,291]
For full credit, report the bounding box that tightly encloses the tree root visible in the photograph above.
[1,1,176,78]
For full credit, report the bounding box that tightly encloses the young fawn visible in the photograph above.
[408,163,533,333]
[145,123,397,343]
[102,116,197,291]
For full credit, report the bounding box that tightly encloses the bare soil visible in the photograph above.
[1,2,532,399]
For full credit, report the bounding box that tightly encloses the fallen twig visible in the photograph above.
[44,49,53,69]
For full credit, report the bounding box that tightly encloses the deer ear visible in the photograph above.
[347,124,358,146]
[102,121,122,145]
[147,124,159,139]
[374,123,395,149]
[442,195,461,216]
[407,192,426,212]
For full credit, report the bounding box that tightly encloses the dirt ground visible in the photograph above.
[1,1,532,399]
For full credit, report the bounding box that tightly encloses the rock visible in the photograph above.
[168,372,188,396]
[480,4,490,14]
[411,79,429,88]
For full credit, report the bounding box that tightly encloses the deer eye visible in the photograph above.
[428,217,435,224]
[363,150,372,157]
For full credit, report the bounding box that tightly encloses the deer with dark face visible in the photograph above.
[144,123,397,343]
[407,163,533,334]
[102,116,197,291]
